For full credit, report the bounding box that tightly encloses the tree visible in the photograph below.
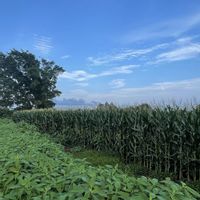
[196,104,200,110]
[135,103,152,110]
[0,49,64,109]
[97,102,118,109]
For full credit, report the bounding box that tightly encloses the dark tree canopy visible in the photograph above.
[0,49,64,109]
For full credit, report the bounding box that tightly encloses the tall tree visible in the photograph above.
[0,49,64,109]
[0,52,16,108]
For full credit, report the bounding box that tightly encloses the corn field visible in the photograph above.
[13,106,200,182]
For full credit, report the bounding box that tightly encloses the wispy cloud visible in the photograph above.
[152,43,200,64]
[34,35,53,54]
[59,70,96,82]
[61,54,70,59]
[109,79,125,88]
[176,37,194,44]
[88,44,167,66]
[100,65,138,76]
[62,78,200,104]
[59,64,138,81]
[88,36,200,67]
[153,78,200,90]
[122,13,200,43]
[75,82,89,87]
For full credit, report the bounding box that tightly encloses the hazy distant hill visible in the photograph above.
[54,98,99,109]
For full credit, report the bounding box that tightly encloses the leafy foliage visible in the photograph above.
[71,148,200,192]
[0,50,64,109]
[0,108,13,118]
[0,119,200,199]
[13,106,200,182]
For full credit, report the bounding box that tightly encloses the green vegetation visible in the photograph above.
[71,148,200,192]
[0,50,64,109]
[0,119,200,199]
[0,108,13,118]
[71,149,121,167]
[71,148,169,178]
[13,106,200,183]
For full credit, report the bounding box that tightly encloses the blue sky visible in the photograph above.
[1,0,200,105]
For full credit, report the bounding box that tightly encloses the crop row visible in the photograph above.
[13,106,200,182]
[2,119,200,199]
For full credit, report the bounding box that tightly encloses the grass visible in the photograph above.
[72,149,120,167]
[71,148,173,177]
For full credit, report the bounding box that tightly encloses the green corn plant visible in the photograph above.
[12,105,200,182]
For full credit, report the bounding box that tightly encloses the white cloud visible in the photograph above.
[87,36,200,67]
[176,37,194,44]
[88,44,167,66]
[61,55,70,59]
[153,43,200,63]
[75,82,89,87]
[59,70,96,81]
[59,64,138,81]
[122,13,200,43]
[61,78,200,104]
[109,79,125,89]
[34,35,53,54]
[100,65,138,76]
[153,79,200,90]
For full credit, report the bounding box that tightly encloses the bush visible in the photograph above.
[0,107,13,118]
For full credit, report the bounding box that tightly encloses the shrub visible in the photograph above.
[0,107,13,118]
